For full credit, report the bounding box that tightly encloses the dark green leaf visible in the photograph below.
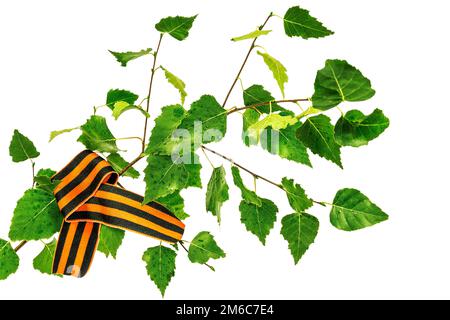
[33,239,60,276]
[239,198,278,245]
[283,6,334,39]
[312,59,375,110]
[107,153,140,179]
[155,15,198,41]
[257,51,288,97]
[109,48,152,67]
[142,245,177,297]
[335,109,390,147]
[205,166,229,223]
[161,67,187,105]
[281,177,313,212]
[106,89,139,110]
[281,213,319,264]
[36,168,56,178]
[330,188,389,231]
[97,225,125,259]
[156,191,189,220]
[0,239,19,280]
[231,166,261,206]
[243,85,290,114]
[9,130,40,163]
[35,168,59,193]
[188,231,225,264]
[78,115,119,153]
[296,115,342,168]
[242,109,261,146]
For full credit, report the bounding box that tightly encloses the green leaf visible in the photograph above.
[49,127,79,142]
[156,191,189,220]
[106,89,139,110]
[335,109,390,147]
[231,166,261,206]
[260,123,311,167]
[161,67,187,105]
[188,231,225,264]
[107,153,140,179]
[280,213,319,264]
[146,105,186,155]
[142,245,177,297]
[34,176,59,194]
[97,225,125,259]
[0,239,19,280]
[36,168,56,178]
[281,177,313,212]
[9,189,62,241]
[242,109,261,146]
[205,166,229,223]
[111,101,149,120]
[330,188,389,231]
[78,115,119,153]
[312,59,376,110]
[283,6,334,39]
[243,85,290,114]
[33,239,60,276]
[247,114,297,143]
[143,154,201,203]
[9,130,40,163]
[155,15,198,41]
[296,114,342,168]
[231,29,271,41]
[257,51,288,97]
[239,198,278,245]
[109,48,152,67]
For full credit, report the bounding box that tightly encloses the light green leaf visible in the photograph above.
[142,245,177,297]
[97,225,125,259]
[0,239,19,280]
[231,166,261,206]
[231,29,271,41]
[155,15,198,41]
[106,89,139,110]
[78,115,119,153]
[156,191,189,220]
[205,166,229,223]
[49,127,79,142]
[330,188,389,231]
[9,189,62,241]
[188,231,225,264]
[281,177,313,212]
[247,114,297,143]
[312,59,375,110]
[283,6,334,39]
[257,51,288,97]
[33,239,60,276]
[109,48,152,67]
[161,67,187,105]
[281,212,319,264]
[9,130,40,163]
[111,101,150,120]
[335,109,390,147]
[107,153,140,179]
[296,114,342,168]
[242,109,261,146]
[239,198,278,245]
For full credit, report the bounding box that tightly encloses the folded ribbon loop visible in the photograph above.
[51,150,185,278]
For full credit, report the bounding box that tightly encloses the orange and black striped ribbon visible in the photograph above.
[51,150,185,278]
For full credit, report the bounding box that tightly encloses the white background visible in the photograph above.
[0,0,449,300]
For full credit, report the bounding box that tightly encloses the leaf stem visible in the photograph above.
[227,98,310,115]
[222,12,273,108]
[30,159,36,188]
[118,153,145,176]
[14,240,27,252]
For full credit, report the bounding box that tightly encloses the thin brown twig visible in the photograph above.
[227,98,310,115]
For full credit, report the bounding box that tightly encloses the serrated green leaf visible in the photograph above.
[242,109,261,146]
[231,29,271,41]
[161,67,187,105]
[296,114,342,168]
[239,198,278,245]
[231,166,261,206]
[35,168,59,194]
[156,191,189,220]
[188,231,225,264]
[33,239,60,276]
[281,212,319,264]
[78,115,119,153]
[247,114,297,143]
[49,127,79,142]
[107,153,140,179]
[146,105,186,155]
[330,188,389,231]
[312,59,375,110]
[335,109,389,147]
[243,85,290,114]
[109,48,152,67]
[9,130,40,163]
[155,15,197,41]
[205,166,229,223]
[281,177,313,212]
[260,123,311,167]
[111,101,149,120]
[0,239,19,280]
[36,168,56,178]
[9,189,62,241]
[257,51,288,97]
[97,225,125,259]
[106,89,139,110]
[142,245,177,297]
[283,6,334,39]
